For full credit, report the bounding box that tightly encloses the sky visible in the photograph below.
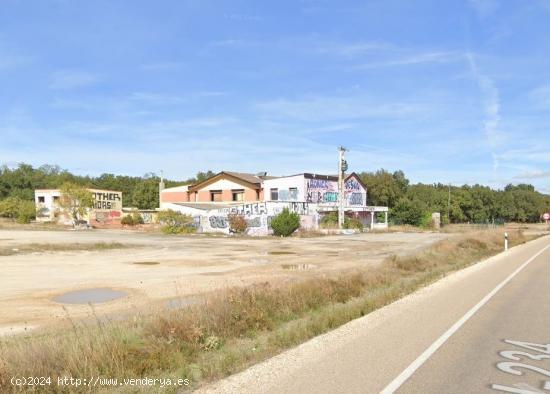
[0,0,549,193]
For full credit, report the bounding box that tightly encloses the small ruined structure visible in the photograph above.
[34,188,123,226]
[160,171,388,235]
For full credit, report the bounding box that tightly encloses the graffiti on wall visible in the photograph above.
[209,216,228,229]
[222,202,268,215]
[92,192,122,211]
[305,176,366,205]
[306,179,337,203]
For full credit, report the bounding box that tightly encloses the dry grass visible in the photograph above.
[0,229,536,393]
[0,242,134,256]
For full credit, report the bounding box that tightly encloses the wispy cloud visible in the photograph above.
[469,0,500,18]
[353,50,464,69]
[467,52,502,171]
[256,94,424,122]
[528,84,550,110]
[139,62,184,71]
[513,170,550,180]
[128,92,187,105]
[223,13,262,22]
[49,70,99,90]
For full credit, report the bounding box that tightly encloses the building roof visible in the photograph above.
[188,171,278,192]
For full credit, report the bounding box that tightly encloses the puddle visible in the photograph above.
[133,261,160,265]
[53,288,127,304]
[268,251,296,255]
[166,297,203,310]
[281,264,317,270]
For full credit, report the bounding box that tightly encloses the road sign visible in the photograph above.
[543,212,550,221]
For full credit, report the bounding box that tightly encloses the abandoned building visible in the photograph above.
[160,171,388,235]
[34,188,123,226]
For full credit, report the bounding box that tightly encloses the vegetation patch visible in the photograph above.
[0,230,538,393]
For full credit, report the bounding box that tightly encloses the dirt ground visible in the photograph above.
[0,228,454,335]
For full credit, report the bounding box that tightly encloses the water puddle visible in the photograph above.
[133,261,160,265]
[53,288,127,304]
[281,264,317,270]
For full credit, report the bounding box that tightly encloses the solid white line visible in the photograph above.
[380,243,550,394]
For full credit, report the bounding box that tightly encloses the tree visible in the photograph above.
[131,178,160,209]
[58,183,93,226]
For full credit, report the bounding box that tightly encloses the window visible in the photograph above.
[289,187,298,200]
[270,188,278,201]
[53,196,60,203]
[232,189,244,201]
[210,190,222,202]
[38,196,45,203]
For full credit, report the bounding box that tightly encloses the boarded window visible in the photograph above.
[270,188,278,201]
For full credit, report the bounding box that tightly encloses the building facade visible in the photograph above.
[159,171,388,235]
[35,188,123,226]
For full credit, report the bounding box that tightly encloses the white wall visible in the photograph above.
[199,178,250,190]
[263,175,305,201]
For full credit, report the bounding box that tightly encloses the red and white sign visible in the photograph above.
[543,212,550,221]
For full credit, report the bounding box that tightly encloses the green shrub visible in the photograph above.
[271,208,300,236]
[16,200,36,224]
[228,214,247,234]
[0,197,35,223]
[345,216,364,231]
[132,210,144,225]
[121,215,135,226]
[320,212,363,231]
[157,209,196,234]
[320,212,338,228]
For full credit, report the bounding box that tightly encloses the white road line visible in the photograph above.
[381,243,550,394]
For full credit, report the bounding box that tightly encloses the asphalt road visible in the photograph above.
[200,235,550,394]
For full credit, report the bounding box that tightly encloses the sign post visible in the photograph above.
[504,232,508,251]
[543,212,550,224]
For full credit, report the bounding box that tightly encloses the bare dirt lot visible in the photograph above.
[0,229,451,335]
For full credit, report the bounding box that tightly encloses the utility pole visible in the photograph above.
[338,146,348,229]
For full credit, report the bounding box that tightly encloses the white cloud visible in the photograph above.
[467,52,502,171]
[49,70,99,90]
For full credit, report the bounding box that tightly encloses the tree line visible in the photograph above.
[358,169,550,225]
[0,164,214,210]
[0,164,548,224]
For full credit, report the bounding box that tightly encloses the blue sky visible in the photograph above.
[0,0,549,192]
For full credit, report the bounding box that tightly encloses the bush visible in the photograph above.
[271,208,300,236]
[228,214,247,234]
[121,215,135,226]
[345,216,364,231]
[320,212,363,231]
[390,198,425,226]
[121,210,145,226]
[0,197,35,223]
[16,200,36,224]
[157,209,196,234]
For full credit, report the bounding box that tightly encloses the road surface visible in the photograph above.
[200,234,550,394]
